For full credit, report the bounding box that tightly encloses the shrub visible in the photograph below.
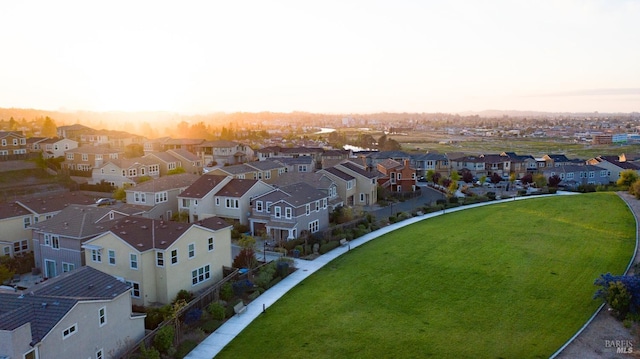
[139,343,160,359]
[200,319,222,333]
[220,282,234,301]
[183,308,202,326]
[207,302,226,321]
[319,241,340,254]
[153,325,175,353]
[255,264,276,290]
[233,279,253,296]
[248,289,262,300]
[486,192,496,200]
[435,199,447,206]
[233,248,258,269]
[174,289,193,304]
[175,340,198,359]
[448,196,459,204]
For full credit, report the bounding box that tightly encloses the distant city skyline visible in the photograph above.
[1,0,639,115]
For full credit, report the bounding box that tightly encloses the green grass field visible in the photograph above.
[216,193,636,359]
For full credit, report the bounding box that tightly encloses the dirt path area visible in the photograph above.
[556,192,640,358]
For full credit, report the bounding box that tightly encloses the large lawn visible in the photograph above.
[216,193,636,359]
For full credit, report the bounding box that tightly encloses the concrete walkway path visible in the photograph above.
[186,193,574,359]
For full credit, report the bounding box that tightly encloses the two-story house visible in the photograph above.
[249,182,330,242]
[412,152,449,179]
[122,173,201,220]
[83,216,233,306]
[376,159,417,193]
[31,205,130,278]
[144,151,186,176]
[207,160,286,184]
[57,124,94,142]
[586,155,640,183]
[90,156,161,187]
[272,172,343,210]
[334,161,379,206]
[178,175,233,223]
[542,164,610,189]
[212,179,274,225]
[274,156,315,173]
[318,167,357,206]
[62,146,124,174]
[501,152,538,179]
[39,137,79,159]
[0,266,145,359]
[195,140,254,166]
[167,149,203,175]
[0,131,27,158]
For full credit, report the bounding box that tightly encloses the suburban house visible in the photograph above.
[122,173,201,220]
[62,146,124,174]
[0,266,146,359]
[586,155,640,183]
[248,182,330,242]
[56,124,94,142]
[319,149,351,169]
[82,216,233,306]
[478,154,511,178]
[166,148,203,175]
[0,192,96,258]
[159,138,205,154]
[256,146,324,164]
[450,155,487,178]
[542,164,610,189]
[274,156,315,173]
[143,151,188,176]
[0,202,34,258]
[376,158,417,193]
[501,152,538,179]
[272,172,344,210]
[177,175,233,223]
[212,178,274,225]
[318,167,357,207]
[31,205,130,278]
[412,152,449,179]
[90,156,161,187]
[207,160,286,183]
[0,131,27,158]
[39,137,79,159]
[359,151,411,172]
[537,154,574,169]
[333,161,379,207]
[195,140,254,166]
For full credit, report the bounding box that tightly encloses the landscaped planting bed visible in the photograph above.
[216,193,635,358]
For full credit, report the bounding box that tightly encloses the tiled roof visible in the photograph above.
[216,179,261,198]
[0,266,130,343]
[127,173,200,192]
[145,151,179,163]
[271,172,333,190]
[321,167,355,181]
[0,201,32,220]
[100,217,193,251]
[377,158,403,170]
[197,216,233,231]
[197,140,240,148]
[163,138,206,145]
[274,157,313,165]
[15,192,96,214]
[30,205,121,239]
[338,162,379,179]
[66,146,123,154]
[168,148,199,161]
[179,175,228,199]
[247,160,284,171]
[218,164,256,175]
[276,182,327,207]
[101,156,159,169]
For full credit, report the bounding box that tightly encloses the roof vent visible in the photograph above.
[41,302,48,308]
[120,231,127,235]
[141,225,148,229]
[88,284,94,289]
[137,243,143,247]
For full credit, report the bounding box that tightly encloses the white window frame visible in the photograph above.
[129,253,138,270]
[188,243,195,258]
[191,264,211,285]
[98,307,107,327]
[256,201,263,212]
[208,237,214,251]
[274,206,281,218]
[91,249,102,262]
[285,207,292,219]
[171,249,178,265]
[156,251,164,267]
[62,262,75,273]
[108,249,116,265]
[62,323,77,339]
[126,280,141,298]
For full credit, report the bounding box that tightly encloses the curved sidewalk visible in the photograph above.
[186,193,573,359]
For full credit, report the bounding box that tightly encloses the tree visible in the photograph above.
[630,180,640,199]
[41,116,57,137]
[618,169,639,187]
[533,174,547,188]
[124,143,144,158]
[0,263,14,284]
[521,173,533,185]
[356,134,376,149]
[548,174,562,188]
[460,169,473,183]
[489,172,502,185]
[594,273,640,320]
[380,138,402,151]
[377,134,387,150]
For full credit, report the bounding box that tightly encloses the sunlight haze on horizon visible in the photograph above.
[1,0,639,114]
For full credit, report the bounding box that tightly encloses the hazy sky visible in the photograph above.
[1,0,639,114]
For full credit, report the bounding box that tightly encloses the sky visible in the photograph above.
[1,0,639,114]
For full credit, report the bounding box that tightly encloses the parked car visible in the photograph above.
[95,198,116,206]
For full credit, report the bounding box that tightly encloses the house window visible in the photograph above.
[360,193,365,202]
[215,197,220,206]
[23,216,31,229]
[24,348,36,359]
[108,250,116,265]
[285,207,292,219]
[323,198,327,209]
[188,243,195,258]
[98,307,107,327]
[171,249,178,264]
[62,323,77,339]
[274,206,281,218]
[256,201,263,212]
[155,191,168,203]
[266,201,272,213]
[589,171,595,178]
[130,253,138,269]
[128,168,137,177]
[305,204,310,215]
[265,171,271,179]
[156,251,164,267]
[225,198,239,208]
[191,264,211,285]
[44,234,51,246]
[347,180,353,190]
[308,220,319,233]
[126,280,141,298]
[2,246,9,256]
[82,153,88,161]
[96,348,104,359]
[298,165,307,172]
[91,249,102,262]
[208,237,214,251]
[62,262,75,273]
